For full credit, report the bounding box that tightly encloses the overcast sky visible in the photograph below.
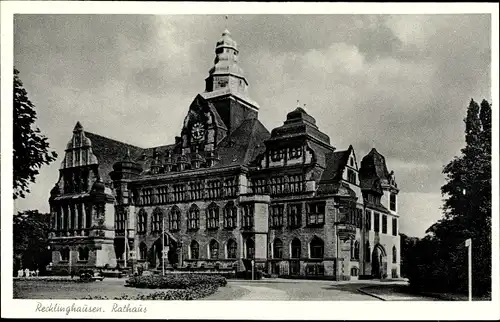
[13,14,491,237]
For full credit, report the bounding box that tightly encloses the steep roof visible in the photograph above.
[84,132,143,185]
[320,146,352,182]
[359,148,390,193]
[214,118,270,167]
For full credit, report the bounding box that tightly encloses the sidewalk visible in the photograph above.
[358,285,441,301]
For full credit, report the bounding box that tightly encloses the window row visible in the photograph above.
[270,237,324,259]
[270,202,326,228]
[367,210,398,235]
[136,202,239,233]
[251,175,305,195]
[58,247,90,262]
[270,146,303,162]
[137,178,238,205]
[53,203,92,231]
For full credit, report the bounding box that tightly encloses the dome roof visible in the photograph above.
[216,29,238,51]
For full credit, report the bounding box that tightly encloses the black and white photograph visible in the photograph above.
[1,1,499,320]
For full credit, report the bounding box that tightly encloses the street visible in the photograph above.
[13,277,437,301]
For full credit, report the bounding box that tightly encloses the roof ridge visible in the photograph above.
[85,131,145,150]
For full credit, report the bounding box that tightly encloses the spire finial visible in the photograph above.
[297,99,300,108]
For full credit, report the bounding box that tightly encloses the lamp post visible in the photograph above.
[463,188,472,301]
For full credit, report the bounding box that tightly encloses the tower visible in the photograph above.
[201,29,260,133]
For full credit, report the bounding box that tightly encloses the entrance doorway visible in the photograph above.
[150,234,178,268]
[371,244,387,279]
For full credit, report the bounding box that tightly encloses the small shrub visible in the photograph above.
[125,274,227,289]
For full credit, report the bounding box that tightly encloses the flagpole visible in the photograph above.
[124,213,128,269]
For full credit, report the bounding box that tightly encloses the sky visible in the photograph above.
[12,14,492,237]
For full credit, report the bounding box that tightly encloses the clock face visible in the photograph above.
[191,122,205,141]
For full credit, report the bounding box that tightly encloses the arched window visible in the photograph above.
[137,209,148,233]
[273,238,283,258]
[223,202,237,229]
[354,241,360,260]
[392,245,397,263]
[351,267,359,276]
[365,241,371,263]
[206,203,219,229]
[310,236,324,259]
[291,238,301,258]
[139,242,148,260]
[209,240,219,259]
[246,237,255,259]
[187,204,200,230]
[227,239,237,259]
[190,240,199,259]
[78,247,89,261]
[60,247,70,261]
[151,208,163,233]
[169,206,180,231]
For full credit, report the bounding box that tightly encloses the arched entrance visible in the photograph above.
[371,244,387,279]
[150,233,179,268]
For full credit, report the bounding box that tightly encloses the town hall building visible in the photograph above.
[48,28,401,280]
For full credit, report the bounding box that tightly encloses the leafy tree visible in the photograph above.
[399,233,419,278]
[408,99,492,296]
[13,68,57,199]
[13,210,52,273]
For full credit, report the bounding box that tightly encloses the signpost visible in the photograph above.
[251,259,255,281]
[465,238,472,301]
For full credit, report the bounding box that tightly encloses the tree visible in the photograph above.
[13,210,52,273]
[13,68,57,199]
[411,99,492,296]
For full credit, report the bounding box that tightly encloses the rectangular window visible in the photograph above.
[206,206,219,230]
[288,203,302,228]
[188,181,204,201]
[374,212,380,232]
[224,177,238,197]
[271,149,284,162]
[392,218,398,236]
[157,187,168,204]
[365,210,372,230]
[288,146,303,160]
[140,188,154,205]
[347,169,357,184]
[223,204,237,229]
[251,178,267,194]
[356,208,363,228]
[207,180,222,199]
[382,215,387,234]
[172,184,186,203]
[270,204,284,228]
[269,177,286,195]
[242,204,254,228]
[390,193,397,211]
[307,202,325,226]
[288,175,304,193]
[305,263,325,276]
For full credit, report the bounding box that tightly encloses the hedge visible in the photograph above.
[82,283,219,300]
[125,274,227,289]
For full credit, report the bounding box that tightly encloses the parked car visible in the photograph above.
[79,269,104,282]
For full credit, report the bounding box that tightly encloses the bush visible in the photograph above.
[82,283,219,300]
[125,274,227,289]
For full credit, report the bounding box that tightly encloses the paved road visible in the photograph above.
[14,277,434,301]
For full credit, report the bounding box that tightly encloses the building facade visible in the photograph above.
[48,29,401,280]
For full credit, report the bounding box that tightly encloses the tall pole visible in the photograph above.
[465,238,472,301]
[124,213,127,268]
[162,215,165,276]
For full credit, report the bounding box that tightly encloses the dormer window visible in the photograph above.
[350,157,354,167]
[271,149,284,162]
[289,146,303,160]
[347,169,357,184]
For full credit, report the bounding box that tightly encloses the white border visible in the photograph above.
[1,2,499,320]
